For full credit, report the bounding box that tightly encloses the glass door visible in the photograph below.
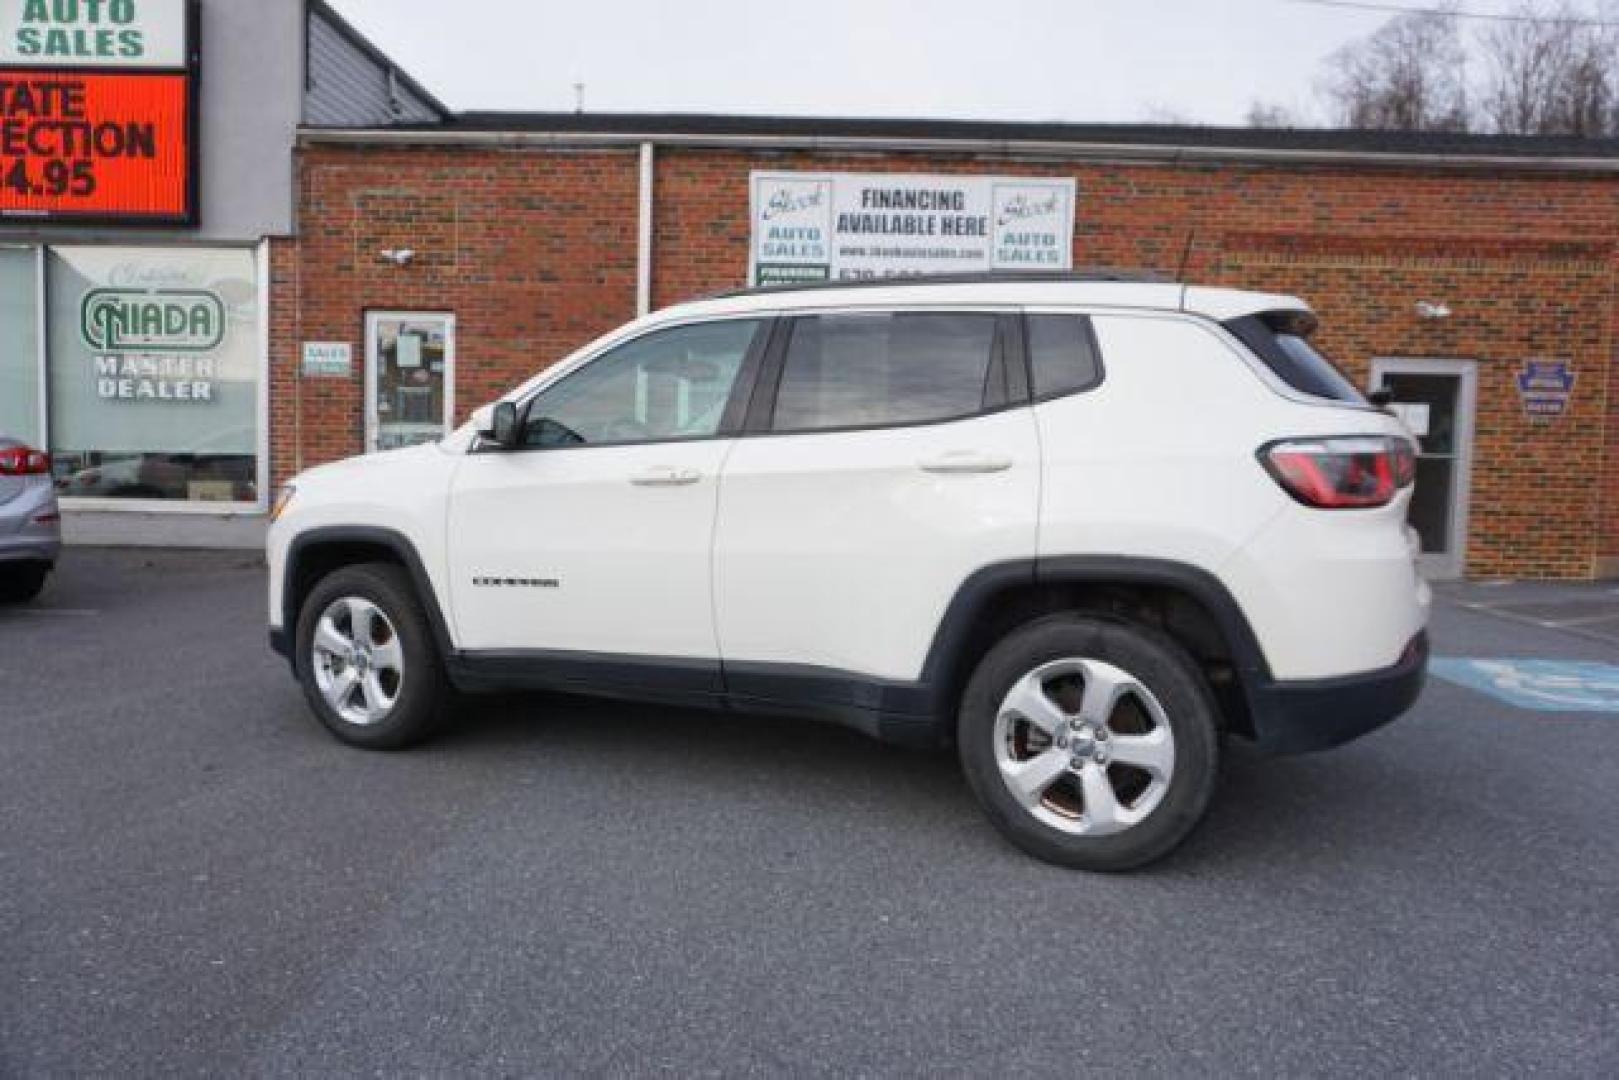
[365,312,456,453]
[1370,359,1477,580]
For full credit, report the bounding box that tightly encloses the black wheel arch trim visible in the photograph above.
[919,555,1422,753]
[1034,556,1274,682]
[279,526,457,672]
[915,555,1274,706]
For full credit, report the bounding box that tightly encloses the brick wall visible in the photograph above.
[277,146,640,480]
[283,141,1619,579]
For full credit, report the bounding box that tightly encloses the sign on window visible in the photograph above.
[48,245,260,503]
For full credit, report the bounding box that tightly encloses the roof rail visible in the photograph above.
[708,268,1171,300]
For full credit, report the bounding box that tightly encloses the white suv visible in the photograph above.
[268,274,1430,870]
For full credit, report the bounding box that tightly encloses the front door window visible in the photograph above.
[521,320,761,448]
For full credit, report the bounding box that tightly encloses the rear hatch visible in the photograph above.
[1225,311,1417,510]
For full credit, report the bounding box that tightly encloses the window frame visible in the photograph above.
[364,310,457,455]
[483,314,775,455]
[51,240,272,517]
[0,244,46,451]
[741,306,1030,439]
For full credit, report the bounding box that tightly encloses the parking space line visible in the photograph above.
[1535,612,1619,628]
[1439,597,1619,649]
[0,609,101,618]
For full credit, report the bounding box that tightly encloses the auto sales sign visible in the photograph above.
[0,0,197,224]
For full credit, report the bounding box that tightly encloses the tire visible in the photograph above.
[294,562,446,750]
[0,562,50,604]
[958,614,1220,872]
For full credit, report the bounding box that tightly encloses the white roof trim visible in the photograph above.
[296,126,1619,173]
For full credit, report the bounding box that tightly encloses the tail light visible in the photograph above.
[1261,436,1416,509]
[0,445,51,476]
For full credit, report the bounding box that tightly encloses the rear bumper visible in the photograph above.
[0,534,61,566]
[1247,631,1428,754]
[0,544,60,566]
[0,486,63,566]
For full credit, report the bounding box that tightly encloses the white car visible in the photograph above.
[268,273,1429,870]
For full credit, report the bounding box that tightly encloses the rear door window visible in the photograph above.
[1224,313,1366,405]
[769,312,1003,433]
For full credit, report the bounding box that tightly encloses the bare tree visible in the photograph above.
[1321,6,1471,131]
[1246,101,1299,128]
[1479,2,1619,135]
[1141,102,1197,126]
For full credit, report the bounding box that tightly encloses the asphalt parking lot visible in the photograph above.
[2,550,1615,1076]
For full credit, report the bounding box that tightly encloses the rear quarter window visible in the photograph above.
[1223,313,1366,405]
[1026,314,1103,399]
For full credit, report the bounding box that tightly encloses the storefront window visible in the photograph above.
[47,247,261,504]
[0,248,40,446]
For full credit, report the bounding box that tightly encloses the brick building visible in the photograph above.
[0,0,443,549]
[280,115,1619,580]
[5,0,1614,578]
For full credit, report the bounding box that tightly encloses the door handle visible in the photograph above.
[919,451,1013,475]
[630,466,702,487]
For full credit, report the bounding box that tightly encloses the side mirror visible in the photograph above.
[477,401,522,450]
[1368,388,1394,409]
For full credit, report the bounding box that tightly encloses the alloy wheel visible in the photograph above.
[993,657,1177,836]
[311,596,405,726]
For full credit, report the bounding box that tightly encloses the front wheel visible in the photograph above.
[958,615,1220,871]
[294,563,446,750]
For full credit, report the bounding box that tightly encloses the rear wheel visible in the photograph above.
[0,562,50,604]
[958,614,1220,871]
[294,563,446,749]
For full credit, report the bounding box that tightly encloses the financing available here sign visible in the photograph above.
[749,171,1077,286]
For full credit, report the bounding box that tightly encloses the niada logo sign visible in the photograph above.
[81,287,224,353]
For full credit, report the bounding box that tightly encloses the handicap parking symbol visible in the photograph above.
[1430,658,1619,713]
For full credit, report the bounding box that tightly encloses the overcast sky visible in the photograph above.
[325,0,1531,126]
